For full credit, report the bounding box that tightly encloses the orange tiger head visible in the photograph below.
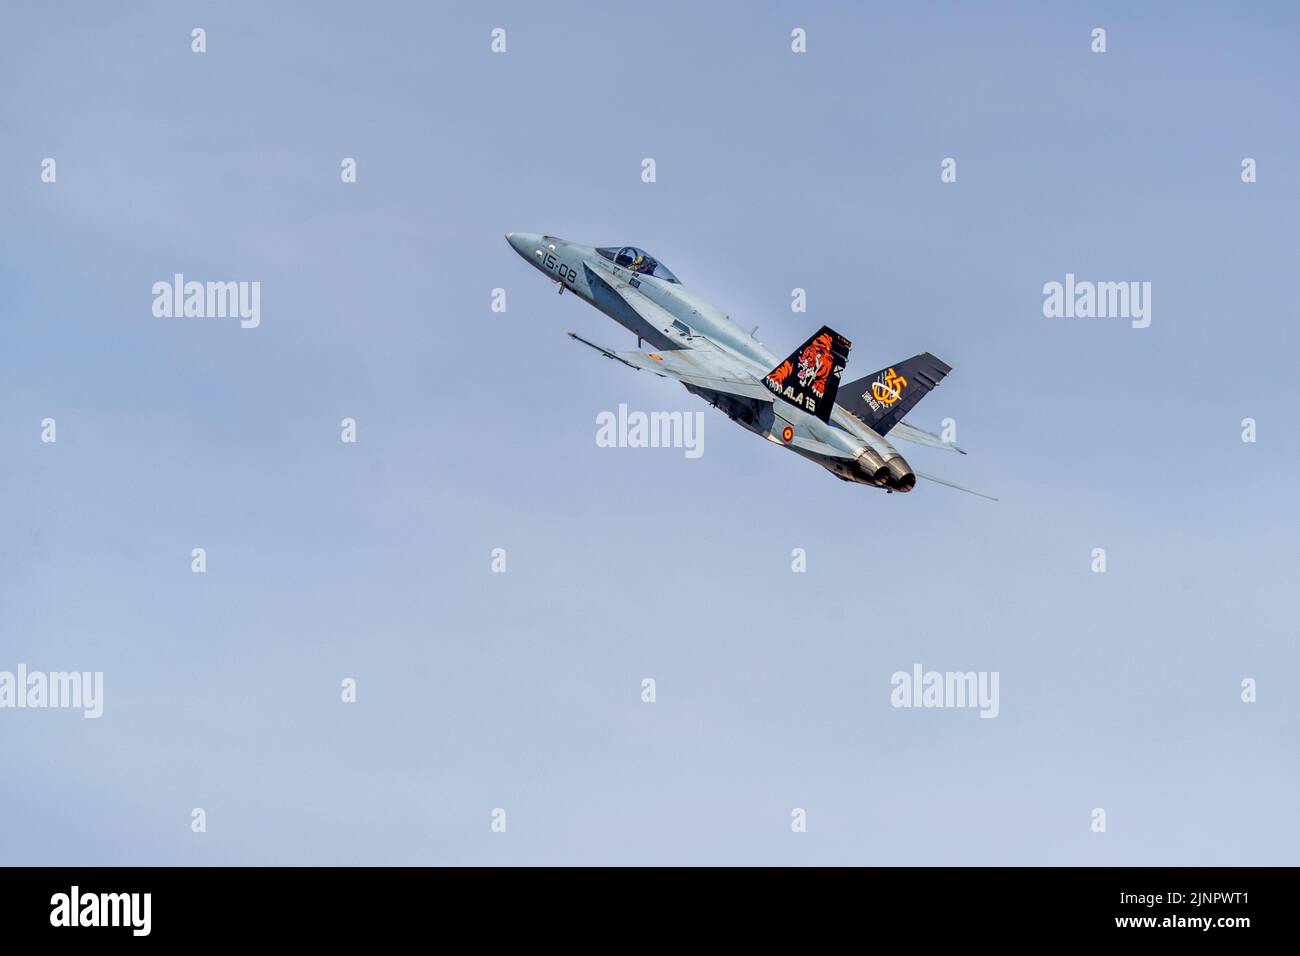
[796,333,834,397]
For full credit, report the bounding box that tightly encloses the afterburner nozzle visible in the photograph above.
[854,447,891,484]
[884,455,915,492]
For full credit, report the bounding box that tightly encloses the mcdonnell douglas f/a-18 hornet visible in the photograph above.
[505,233,993,499]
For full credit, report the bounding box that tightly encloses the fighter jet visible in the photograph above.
[505,233,992,498]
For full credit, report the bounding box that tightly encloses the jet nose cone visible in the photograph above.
[505,231,542,261]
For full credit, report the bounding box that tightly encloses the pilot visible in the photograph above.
[630,254,649,274]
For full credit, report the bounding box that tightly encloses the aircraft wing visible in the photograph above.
[592,278,775,398]
[568,333,774,402]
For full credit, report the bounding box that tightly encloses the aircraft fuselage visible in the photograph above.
[506,233,914,489]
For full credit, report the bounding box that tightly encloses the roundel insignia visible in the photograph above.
[781,425,794,443]
[649,353,663,361]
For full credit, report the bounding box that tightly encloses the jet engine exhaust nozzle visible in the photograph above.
[884,455,916,492]
[853,447,891,485]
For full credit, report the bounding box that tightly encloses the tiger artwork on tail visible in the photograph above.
[795,332,834,397]
[762,325,852,423]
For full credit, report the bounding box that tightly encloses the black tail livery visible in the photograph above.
[763,325,852,423]
[840,353,952,435]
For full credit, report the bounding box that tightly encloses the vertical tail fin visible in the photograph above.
[839,353,952,435]
[762,326,852,423]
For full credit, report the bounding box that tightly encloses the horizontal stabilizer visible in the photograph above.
[890,420,966,455]
[788,433,856,459]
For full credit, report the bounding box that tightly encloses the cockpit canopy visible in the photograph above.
[596,246,680,284]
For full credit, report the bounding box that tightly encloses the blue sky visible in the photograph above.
[1,1,1297,864]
